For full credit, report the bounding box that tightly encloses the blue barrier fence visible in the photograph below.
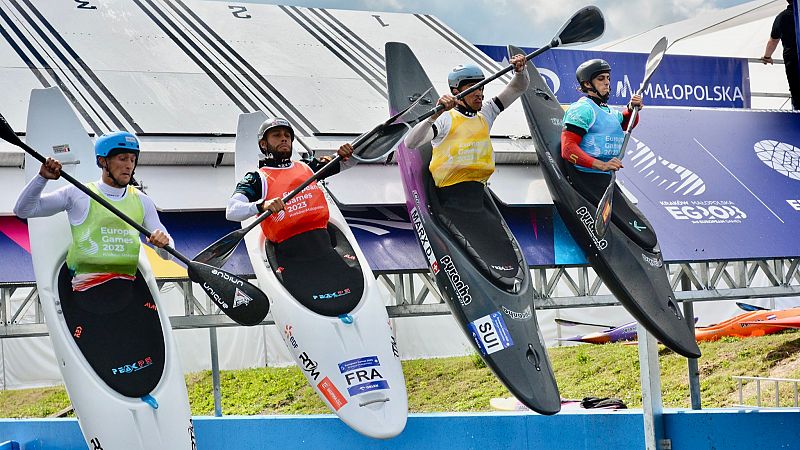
[1,409,799,450]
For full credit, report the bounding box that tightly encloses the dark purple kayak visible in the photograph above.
[385,42,560,415]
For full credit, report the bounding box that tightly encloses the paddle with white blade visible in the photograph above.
[0,114,269,326]
[410,5,605,124]
[593,37,668,238]
[192,89,431,268]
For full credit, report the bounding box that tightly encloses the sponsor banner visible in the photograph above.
[618,108,800,261]
[468,311,514,356]
[477,45,750,108]
[338,356,380,373]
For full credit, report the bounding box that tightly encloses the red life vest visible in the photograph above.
[259,163,330,243]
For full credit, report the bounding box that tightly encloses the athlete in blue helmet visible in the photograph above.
[14,131,173,294]
[404,53,527,207]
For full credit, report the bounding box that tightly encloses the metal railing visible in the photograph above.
[733,375,800,408]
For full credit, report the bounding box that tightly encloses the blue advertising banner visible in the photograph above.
[477,45,751,108]
[618,108,800,261]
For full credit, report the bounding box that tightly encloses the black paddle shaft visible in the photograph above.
[415,6,605,123]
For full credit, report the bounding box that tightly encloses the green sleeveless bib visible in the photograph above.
[66,183,144,276]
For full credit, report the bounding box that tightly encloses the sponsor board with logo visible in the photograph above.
[477,45,749,108]
[616,108,800,261]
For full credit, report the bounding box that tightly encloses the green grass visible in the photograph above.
[4,330,800,417]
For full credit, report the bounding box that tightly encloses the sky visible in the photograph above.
[237,0,760,47]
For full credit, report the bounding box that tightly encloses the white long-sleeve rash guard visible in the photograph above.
[14,175,174,260]
[404,68,530,149]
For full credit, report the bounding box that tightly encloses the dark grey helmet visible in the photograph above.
[575,59,611,86]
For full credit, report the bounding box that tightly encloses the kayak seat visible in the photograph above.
[431,181,526,294]
[563,162,658,250]
[265,225,364,317]
[57,264,165,398]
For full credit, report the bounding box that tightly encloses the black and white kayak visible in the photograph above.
[234,112,407,438]
[385,42,561,415]
[511,45,701,359]
[24,88,195,448]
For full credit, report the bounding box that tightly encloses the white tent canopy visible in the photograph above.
[594,0,792,110]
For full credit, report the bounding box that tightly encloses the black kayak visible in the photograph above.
[386,42,561,415]
[510,45,701,359]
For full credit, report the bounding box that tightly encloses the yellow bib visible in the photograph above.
[429,110,495,187]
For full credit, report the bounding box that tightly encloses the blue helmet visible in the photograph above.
[95,131,140,167]
[447,63,485,90]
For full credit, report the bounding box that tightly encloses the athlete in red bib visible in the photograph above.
[226,117,354,242]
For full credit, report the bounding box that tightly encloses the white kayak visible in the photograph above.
[236,112,408,439]
[24,87,195,449]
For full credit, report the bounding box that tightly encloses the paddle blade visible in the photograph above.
[736,302,769,312]
[188,261,269,326]
[193,228,246,268]
[594,178,615,238]
[552,6,605,48]
[640,37,669,92]
[352,121,412,162]
[0,113,24,147]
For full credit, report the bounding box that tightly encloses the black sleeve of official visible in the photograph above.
[233,171,262,202]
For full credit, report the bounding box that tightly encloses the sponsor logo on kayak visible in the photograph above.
[544,152,562,181]
[188,419,197,450]
[575,206,608,250]
[89,438,102,449]
[391,335,400,358]
[660,200,747,224]
[338,356,380,373]
[284,325,298,349]
[491,264,515,272]
[312,288,351,300]
[468,311,514,356]
[641,252,663,268]
[317,376,347,410]
[211,269,245,287]
[233,288,252,308]
[298,351,321,381]
[112,356,153,375]
[73,325,83,339]
[411,207,439,274]
[501,305,532,321]
[755,140,800,181]
[440,255,471,306]
[53,144,70,154]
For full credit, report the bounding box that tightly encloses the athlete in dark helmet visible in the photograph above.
[226,117,361,314]
[226,117,354,241]
[14,131,172,294]
[561,60,657,249]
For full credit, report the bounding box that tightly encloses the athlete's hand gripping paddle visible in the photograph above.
[0,114,269,326]
[410,6,605,125]
[593,37,668,239]
[192,89,432,268]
